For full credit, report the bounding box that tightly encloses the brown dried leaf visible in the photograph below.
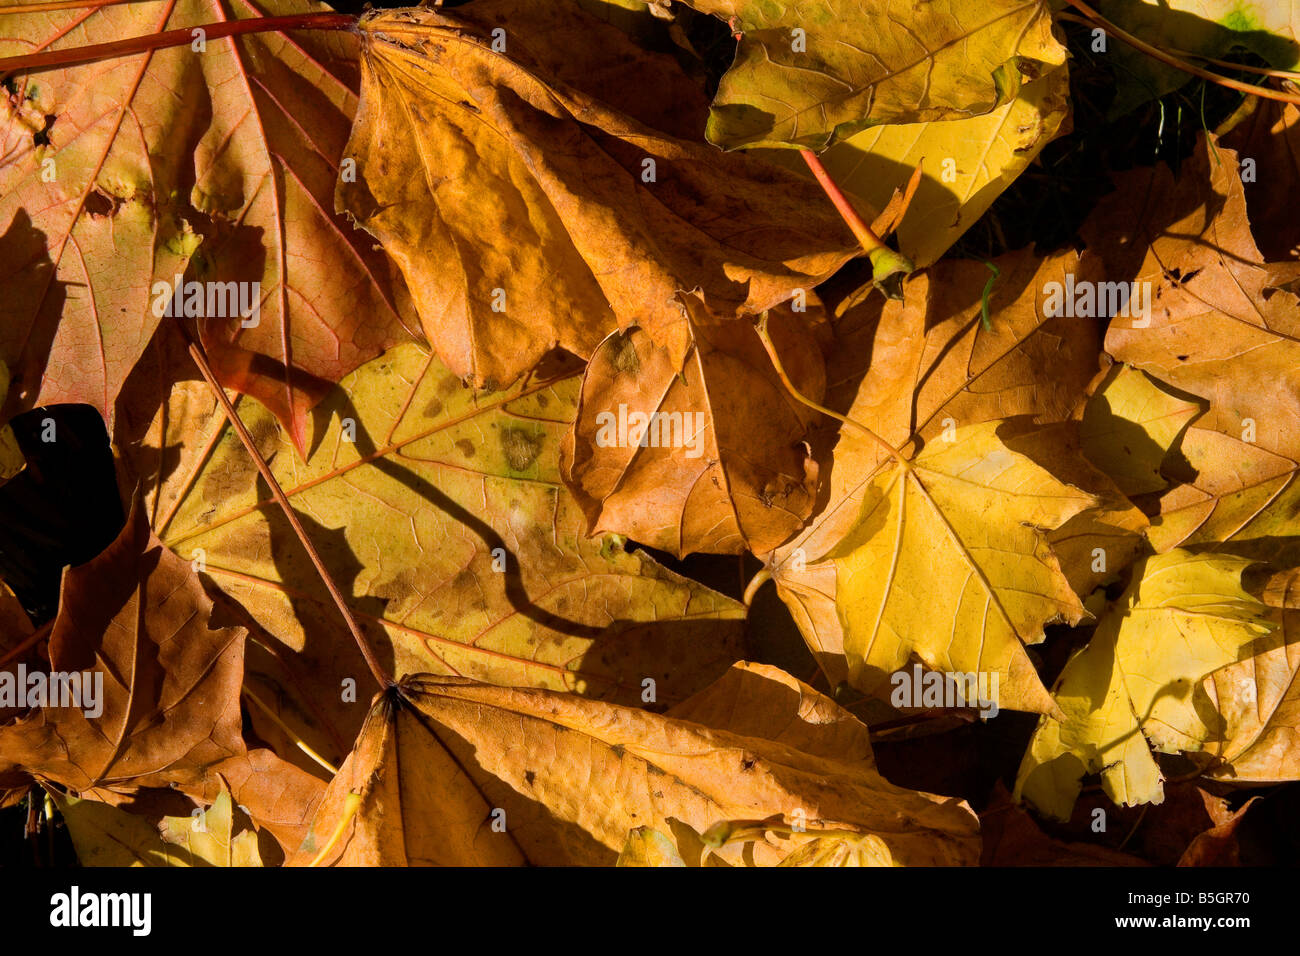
[1090,135,1300,461]
[0,499,322,850]
[562,302,825,556]
[339,1,855,387]
[288,667,980,866]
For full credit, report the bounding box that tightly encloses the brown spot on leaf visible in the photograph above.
[500,427,542,471]
[610,331,640,375]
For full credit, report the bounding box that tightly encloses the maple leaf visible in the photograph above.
[115,339,747,769]
[1015,550,1276,820]
[562,302,826,557]
[672,0,1067,150]
[0,498,323,850]
[337,0,856,389]
[1088,135,1300,461]
[0,499,246,793]
[55,788,266,867]
[767,249,1121,710]
[1199,569,1300,783]
[0,0,416,451]
[1072,133,1300,784]
[756,60,1071,267]
[818,419,1095,716]
[287,664,981,866]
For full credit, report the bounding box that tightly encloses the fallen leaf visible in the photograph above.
[1177,795,1258,865]
[1149,425,1300,562]
[0,498,322,851]
[759,60,1071,266]
[1000,420,1150,600]
[56,788,264,867]
[666,661,874,764]
[1089,135,1300,462]
[0,0,416,450]
[768,249,1108,705]
[1200,569,1300,783]
[1137,426,1300,785]
[288,667,981,866]
[562,303,825,556]
[979,783,1149,865]
[338,0,855,388]
[1222,100,1300,261]
[819,419,1094,715]
[0,498,246,794]
[120,341,746,771]
[55,793,190,868]
[158,788,265,867]
[1015,549,1276,820]
[675,0,1067,150]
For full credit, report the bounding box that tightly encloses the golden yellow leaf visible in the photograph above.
[676,0,1066,150]
[159,790,264,867]
[828,421,1095,716]
[768,249,1117,706]
[56,789,263,867]
[122,341,745,772]
[761,62,1071,266]
[1015,550,1276,820]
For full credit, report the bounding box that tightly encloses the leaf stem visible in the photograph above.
[1064,0,1300,106]
[800,148,914,285]
[799,148,884,253]
[0,12,355,75]
[182,334,393,692]
[308,791,362,866]
[742,568,771,606]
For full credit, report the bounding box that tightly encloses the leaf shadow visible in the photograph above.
[282,374,740,707]
[0,209,69,421]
